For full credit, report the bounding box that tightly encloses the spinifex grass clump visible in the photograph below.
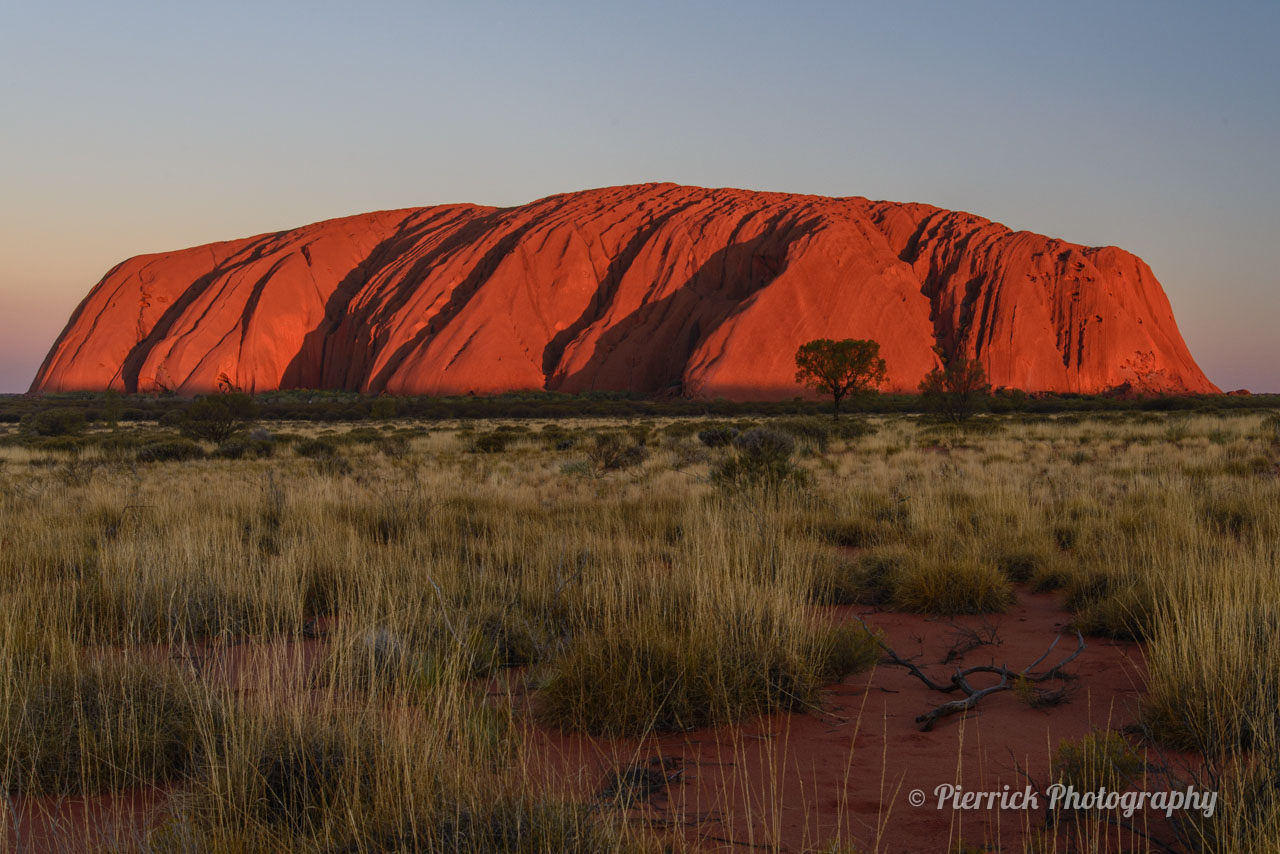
[152,678,645,853]
[537,500,877,734]
[538,605,876,735]
[0,647,208,795]
[711,427,808,491]
[810,547,1013,615]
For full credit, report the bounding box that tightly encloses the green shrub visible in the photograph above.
[19,409,88,440]
[295,437,340,458]
[370,397,398,421]
[20,407,88,438]
[471,432,511,454]
[711,428,807,491]
[213,436,275,459]
[891,556,1013,615]
[1051,729,1144,795]
[175,393,259,443]
[697,427,737,448]
[584,432,647,474]
[539,612,873,735]
[3,656,207,794]
[137,439,205,463]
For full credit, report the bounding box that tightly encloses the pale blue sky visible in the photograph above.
[2,1,1276,392]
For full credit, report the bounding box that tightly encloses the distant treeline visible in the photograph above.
[2,388,1277,425]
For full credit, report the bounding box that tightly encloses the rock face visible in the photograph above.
[31,184,1218,397]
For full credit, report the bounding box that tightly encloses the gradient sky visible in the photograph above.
[2,1,1277,393]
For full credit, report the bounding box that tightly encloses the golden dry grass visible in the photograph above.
[0,409,1277,851]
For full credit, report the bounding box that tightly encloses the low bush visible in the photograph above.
[711,428,807,491]
[137,438,205,463]
[294,436,340,458]
[890,556,1013,615]
[174,393,259,443]
[19,407,88,438]
[1051,729,1144,796]
[471,431,512,454]
[697,427,737,448]
[808,547,911,607]
[584,432,647,474]
[214,436,275,459]
[2,655,207,794]
[538,611,875,735]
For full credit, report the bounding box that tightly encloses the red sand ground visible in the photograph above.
[7,591,1175,853]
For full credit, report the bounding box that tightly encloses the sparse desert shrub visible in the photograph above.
[1051,729,1144,796]
[1142,594,1280,753]
[815,547,914,606]
[775,416,873,450]
[812,620,880,680]
[376,434,412,457]
[313,453,353,477]
[1262,413,1280,444]
[370,397,398,420]
[808,552,863,605]
[465,611,546,675]
[32,435,89,455]
[992,544,1058,583]
[890,555,1013,615]
[19,406,88,438]
[539,609,873,735]
[829,417,876,441]
[1199,492,1267,539]
[697,426,737,448]
[712,428,807,491]
[175,393,259,443]
[213,436,275,459]
[584,432,647,474]
[539,424,574,450]
[471,431,511,454]
[294,436,339,458]
[1070,581,1156,641]
[774,417,832,452]
[137,438,205,463]
[1,654,208,794]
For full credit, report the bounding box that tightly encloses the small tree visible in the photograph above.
[918,356,991,422]
[176,393,259,444]
[794,339,888,420]
[19,407,87,438]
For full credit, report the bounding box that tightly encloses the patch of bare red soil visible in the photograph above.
[527,588,1163,853]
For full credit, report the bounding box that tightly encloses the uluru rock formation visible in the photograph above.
[31,184,1218,398]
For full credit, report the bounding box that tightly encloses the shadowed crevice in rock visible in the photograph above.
[119,234,284,392]
[550,224,803,395]
[364,216,544,393]
[541,196,708,386]
[279,208,478,389]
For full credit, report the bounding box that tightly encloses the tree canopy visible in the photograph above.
[794,339,888,419]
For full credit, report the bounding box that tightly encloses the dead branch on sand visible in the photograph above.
[853,616,1085,731]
